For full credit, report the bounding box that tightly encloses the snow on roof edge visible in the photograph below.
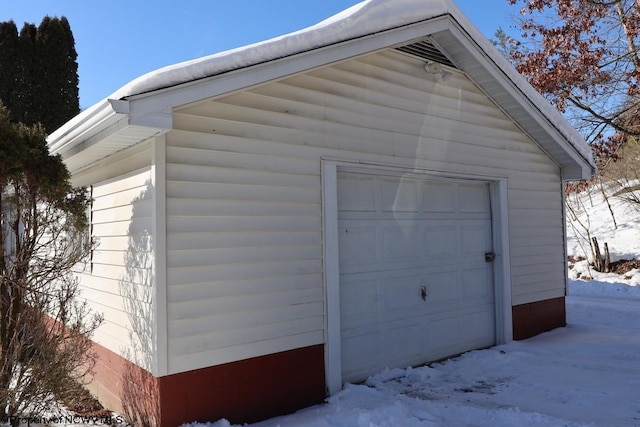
[53,0,595,169]
[109,0,450,100]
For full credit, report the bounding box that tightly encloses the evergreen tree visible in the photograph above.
[0,16,79,133]
[0,21,19,121]
[14,23,37,127]
[35,17,79,132]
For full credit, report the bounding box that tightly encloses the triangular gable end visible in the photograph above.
[47,0,595,181]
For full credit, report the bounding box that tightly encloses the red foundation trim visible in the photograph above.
[86,342,160,426]
[159,344,326,426]
[87,341,326,427]
[512,296,566,340]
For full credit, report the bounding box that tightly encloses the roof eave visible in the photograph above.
[47,98,171,174]
[49,10,595,180]
[48,99,129,154]
[123,15,595,181]
[430,21,596,181]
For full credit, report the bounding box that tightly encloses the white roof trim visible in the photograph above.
[112,0,452,100]
[47,0,595,178]
[48,99,128,154]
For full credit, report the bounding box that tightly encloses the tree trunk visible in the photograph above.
[591,236,611,273]
[598,178,618,229]
[592,236,603,272]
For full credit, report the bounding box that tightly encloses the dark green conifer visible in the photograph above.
[14,23,37,126]
[0,16,79,132]
[35,16,79,132]
[0,21,19,121]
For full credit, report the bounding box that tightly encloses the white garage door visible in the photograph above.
[338,171,495,384]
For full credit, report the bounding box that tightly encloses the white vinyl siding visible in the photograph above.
[165,49,565,374]
[72,142,156,370]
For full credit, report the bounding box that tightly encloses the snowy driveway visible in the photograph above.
[190,282,640,427]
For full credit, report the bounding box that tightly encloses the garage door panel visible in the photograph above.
[341,330,380,382]
[341,269,431,327]
[459,183,491,214]
[461,267,494,301]
[427,308,494,357]
[383,322,424,365]
[342,319,427,383]
[427,316,462,353]
[381,225,421,263]
[424,270,459,307]
[342,308,495,383]
[424,226,457,261]
[461,223,492,257]
[338,172,495,385]
[422,182,456,213]
[338,225,377,269]
[380,178,419,213]
[459,309,496,349]
[340,278,379,328]
[337,174,377,212]
[381,274,426,312]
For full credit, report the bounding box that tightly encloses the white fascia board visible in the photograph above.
[47,97,172,172]
[125,17,452,118]
[434,23,595,180]
[48,99,129,154]
[57,113,131,159]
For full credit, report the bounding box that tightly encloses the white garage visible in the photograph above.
[47,0,597,424]
[336,171,496,383]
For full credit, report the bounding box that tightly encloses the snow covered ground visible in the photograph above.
[183,186,640,427]
[566,184,640,284]
[184,279,640,427]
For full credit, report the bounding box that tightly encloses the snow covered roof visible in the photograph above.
[109,0,452,100]
[48,0,596,179]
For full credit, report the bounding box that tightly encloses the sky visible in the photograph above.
[0,1,520,111]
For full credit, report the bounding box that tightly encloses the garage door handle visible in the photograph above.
[421,284,428,301]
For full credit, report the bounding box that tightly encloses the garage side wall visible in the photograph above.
[71,141,157,376]
[165,49,566,375]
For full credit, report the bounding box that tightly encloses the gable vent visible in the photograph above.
[394,40,457,69]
